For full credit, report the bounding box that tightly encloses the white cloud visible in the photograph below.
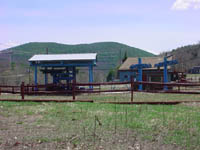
[0,42,21,51]
[172,0,200,10]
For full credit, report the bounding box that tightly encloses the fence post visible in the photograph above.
[21,82,25,100]
[131,76,134,102]
[72,79,76,100]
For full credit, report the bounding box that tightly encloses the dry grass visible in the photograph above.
[0,93,200,149]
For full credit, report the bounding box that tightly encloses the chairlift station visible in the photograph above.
[29,53,97,89]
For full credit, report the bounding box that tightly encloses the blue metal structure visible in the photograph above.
[119,71,136,82]
[29,54,97,90]
[34,65,38,86]
[130,58,152,91]
[154,56,178,90]
[189,66,200,74]
[44,67,48,85]
[89,66,93,89]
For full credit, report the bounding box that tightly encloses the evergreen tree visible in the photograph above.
[122,51,128,63]
[106,69,115,82]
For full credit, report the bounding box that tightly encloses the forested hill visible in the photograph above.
[169,43,200,72]
[0,42,155,84]
[3,42,154,69]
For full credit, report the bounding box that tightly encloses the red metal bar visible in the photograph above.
[142,90,200,94]
[24,89,130,95]
[0,90,20,94]
[135,81,200,87]
[76,89,130,93]
[25,91,72,95]
[0,85,19,88]
[1,99,200,104]
[103,101,181,105]
[2,81,200,90]
[0,99,93,103]
[76,81,131,86]
[27,84,53,88]
[1,80,200,96]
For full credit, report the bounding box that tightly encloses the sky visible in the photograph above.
[0,0,200,54]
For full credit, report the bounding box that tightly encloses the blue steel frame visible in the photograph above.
[89,65,93,89]
[154,57,178,90]
[30,60,96,89]
[44,67,48,85]
[130,58,152,91]
[34,65,37,86]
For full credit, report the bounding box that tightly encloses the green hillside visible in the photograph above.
[9,42,154,68]
[0,42,155,84]
[167,43,200,72]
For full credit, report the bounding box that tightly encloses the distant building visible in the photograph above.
[118,57,179,82]
[188,66,200,74]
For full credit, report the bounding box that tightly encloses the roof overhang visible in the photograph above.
[29,53,97,62]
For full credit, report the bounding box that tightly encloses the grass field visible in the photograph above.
[187,74,200,78]
[0,92,200,149]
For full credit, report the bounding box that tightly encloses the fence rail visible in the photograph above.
[1,80,200,101]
